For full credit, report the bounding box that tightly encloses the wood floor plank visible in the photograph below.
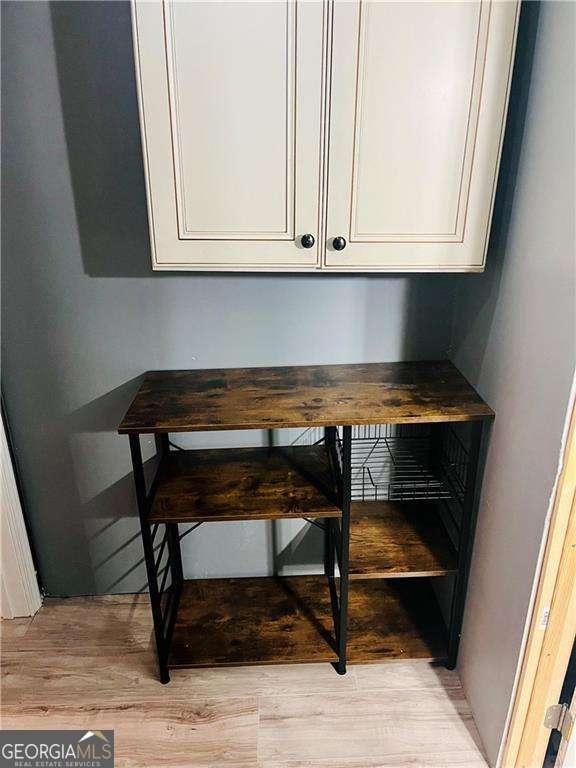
[258,755,487,768]
[353,660,462,692]
[258,689,486,766]
[1,617,33,640]
[2,652,357,707]
[1,699,258,768]
[14,595,153,653]
[0,652,23,697]
[162,663,358,698]
[1,649,161,707]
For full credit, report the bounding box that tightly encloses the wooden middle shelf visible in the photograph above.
[349,501,458,579]
[169,576,447,669]
[149,445,339,523]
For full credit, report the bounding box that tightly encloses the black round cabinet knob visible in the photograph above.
[332,236,347,251]
[300,234,315,249]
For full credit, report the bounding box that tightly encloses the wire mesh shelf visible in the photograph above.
[283,422,470,505]
[348,424,469,503]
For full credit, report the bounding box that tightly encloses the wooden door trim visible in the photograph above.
[0,411,42,619]
[500,378,576,767]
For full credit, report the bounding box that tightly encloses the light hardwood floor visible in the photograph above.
[1,595,487,768]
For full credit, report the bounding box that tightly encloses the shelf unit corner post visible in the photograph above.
[157,432,185,632]
[335,425,352,675]
[128,432,170,684]
[323,427,338,636]
[155,432,170,456]
[447,419,487,670]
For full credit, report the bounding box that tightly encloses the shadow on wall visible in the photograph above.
[62,376,150,594]
[449,1,541,381]
[6,373,147,596]
[50,1,152,278]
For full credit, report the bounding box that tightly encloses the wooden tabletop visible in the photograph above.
[118,361,493,434]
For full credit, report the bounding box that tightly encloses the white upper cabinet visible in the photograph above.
[132,1,519,272]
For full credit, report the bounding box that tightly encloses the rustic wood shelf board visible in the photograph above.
[118,361,494,434]
[149,446,339,523]
[347,579,448,663]
[349,501,458,579]
[169,576,338,668]
[169,576,447,669]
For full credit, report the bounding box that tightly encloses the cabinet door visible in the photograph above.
[133,1,324,270]
[324,1,519,272]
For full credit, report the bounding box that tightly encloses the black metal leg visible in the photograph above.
[167,523,184,588]
[162,521,183,676]
[323,427,342,658]
[323,427,337,582]
[324,517,341,650]
[447,420,486,669]
[155,433,169,458]
[335,426,352,675]
[324,518,335,578]
[129,433,171,684]
[156,432,184,592]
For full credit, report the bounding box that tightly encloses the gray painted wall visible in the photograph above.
[1,1,455,596]
[450,2,576,764]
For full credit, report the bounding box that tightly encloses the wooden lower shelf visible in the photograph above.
[349,501,458,579]
[170,575,337,668]
[150,445,339,523]
[168,576,447,669]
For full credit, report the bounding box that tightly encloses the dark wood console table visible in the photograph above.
[118,361,493,683]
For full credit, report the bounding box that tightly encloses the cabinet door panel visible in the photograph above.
[166,2,294,239]
[325,1,520,272]
[133,1,324,270]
